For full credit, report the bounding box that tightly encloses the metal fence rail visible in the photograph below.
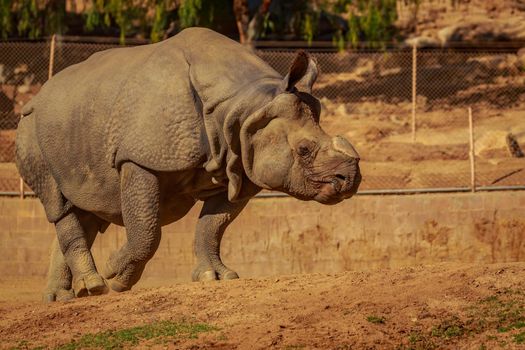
[1,37,524,196]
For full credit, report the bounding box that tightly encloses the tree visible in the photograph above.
[233,0,249,43]
[0,0,402,47]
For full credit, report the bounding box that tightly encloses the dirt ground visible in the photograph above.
[1,262,524,349]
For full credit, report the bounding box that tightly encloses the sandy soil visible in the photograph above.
[0,262,524,349]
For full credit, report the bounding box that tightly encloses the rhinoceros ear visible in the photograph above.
[296,57,318,94]
[281,51,318,93]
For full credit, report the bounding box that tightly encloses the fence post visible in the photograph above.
[411,44,417,143]
[468,107,476,192]
[48,34,56,80]
[19,178,24,199]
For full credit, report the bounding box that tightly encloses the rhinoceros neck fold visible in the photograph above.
[200,79,280,202]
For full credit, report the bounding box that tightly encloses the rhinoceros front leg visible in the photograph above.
[192,193,248,281]
[102,162,161,292]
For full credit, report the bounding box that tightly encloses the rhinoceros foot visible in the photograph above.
[42,287,75,303]
[101,252,146,293]
[73,273,108,298]
[191,264,239,282]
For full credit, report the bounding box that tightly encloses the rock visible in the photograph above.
[506,133,524,158]
[334,103,348,117]
[437,21,525,46]
[517,47,525,70]
[364,126,388,142]
[437,25,458,45]
[474,130,509,158]
[467,54,520,74]
[404,36,441,48]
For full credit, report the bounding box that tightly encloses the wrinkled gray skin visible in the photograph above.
[15,27,361,302]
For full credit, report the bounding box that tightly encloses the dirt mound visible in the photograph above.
[1,263,524,349]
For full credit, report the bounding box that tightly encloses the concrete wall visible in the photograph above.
[0,191,524,284]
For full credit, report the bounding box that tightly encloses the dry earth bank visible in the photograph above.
[0,262,524,349]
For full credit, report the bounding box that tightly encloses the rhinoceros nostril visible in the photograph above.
[335,174,346,181]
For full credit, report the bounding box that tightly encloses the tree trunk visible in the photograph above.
[233,0,250,44]
[246,0,272,44]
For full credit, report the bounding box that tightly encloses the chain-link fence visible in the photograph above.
[260,48,525,192]
[1,37,524,195]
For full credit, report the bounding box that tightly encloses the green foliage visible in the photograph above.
[515,331,525,344]
[302,13,316,45]
[16,0,40,38]
[430,317,465,338]
[0,0,13,39]
[366,315,386,324]
[261,12,275,38]
[335,0,398,49]
[399,290,525,348]
[178,0,202,28]
[0,0,401,46]
[151,3,167,42]
[178,0,224,29]
[0,0,177,43]
[55,320,217,350]
[0,0,68,39]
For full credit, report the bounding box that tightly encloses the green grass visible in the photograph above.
[8,341,45,350]
[400,289,525,349]
[514,331,525,344]
[469,290,525,339]
[283,345,306,350]
[54,320,217,350]
[366,315,386,324]
[431,317,465,338]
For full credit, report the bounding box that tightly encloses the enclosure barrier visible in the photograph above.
[1,36,524,197]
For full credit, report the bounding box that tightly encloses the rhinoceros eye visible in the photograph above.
[298,146,310,156]
[297,140,314,157]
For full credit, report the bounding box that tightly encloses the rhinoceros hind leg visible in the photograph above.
[42,237,74,302]
[54,208,108,298]
[44,211,107,301]
[191,193,247,282]
[102,162,161,292]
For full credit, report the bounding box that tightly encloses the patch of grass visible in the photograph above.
[8,340,29,350]
[366,315,386,324]
[284,345,306,350]
[216,332,228,341]
[398,290,525,349]
[8,341,45,350]
[469,291,525,336]
[408,331,422,344]
[55,320,217,350]
[397,333,437,350]
[514,331,525,344]
[498,320,525,333]
[431,317,465,338]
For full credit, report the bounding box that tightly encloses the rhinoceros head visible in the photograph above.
[238,52,361,205]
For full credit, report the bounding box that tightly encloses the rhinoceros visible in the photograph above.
[15,27,361,302]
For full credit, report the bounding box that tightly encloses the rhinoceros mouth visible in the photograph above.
[312,180,345,205]
[309,172,360,205]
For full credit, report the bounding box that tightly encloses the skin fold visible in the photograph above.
[15,28,361,302]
